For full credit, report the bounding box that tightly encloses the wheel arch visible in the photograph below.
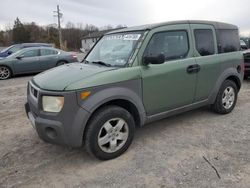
[56,59,69,65]
[89,98,141,126]
[0,64,13,76]
[208,68,242,104]
[226,75,241,91]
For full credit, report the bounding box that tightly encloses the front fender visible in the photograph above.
[0,61,14,74]
[76,79,146,126]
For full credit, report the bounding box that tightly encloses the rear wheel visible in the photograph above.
[84,105,135,160]
[0,66,11,80]
[56,61,67,66]
[211,80,238,114]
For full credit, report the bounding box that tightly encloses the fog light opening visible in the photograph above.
[45,127,57,139]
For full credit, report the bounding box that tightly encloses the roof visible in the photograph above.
[82,27,126,39]
[16,46,60,52]
[15,43,52,47]
[82,30,108,39]
[107,20,238,34]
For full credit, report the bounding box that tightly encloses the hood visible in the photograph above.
[0,52,8,58]
[33,63,117,91]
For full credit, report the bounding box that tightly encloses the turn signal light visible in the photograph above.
[80,91,91,100]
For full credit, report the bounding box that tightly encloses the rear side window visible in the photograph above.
[40,49,58,56]
[194,29,215,56]
[218,29,240,53]
[144,31,189,61]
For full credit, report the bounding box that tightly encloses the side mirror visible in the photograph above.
[16,55,24,60]
[7,51,12,55]
[143,54,165,65]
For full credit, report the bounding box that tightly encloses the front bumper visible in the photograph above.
[25,81,90,147]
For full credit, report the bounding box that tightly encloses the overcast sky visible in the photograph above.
[0,0,249,35]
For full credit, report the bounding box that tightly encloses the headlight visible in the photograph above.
[42,96,64,112]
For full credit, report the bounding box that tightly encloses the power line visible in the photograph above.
[53,5,63,49]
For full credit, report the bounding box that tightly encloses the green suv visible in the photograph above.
[25,20,244,160]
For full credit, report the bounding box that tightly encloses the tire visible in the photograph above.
[0,66,12,80]
[84,105,135,160]
[56,61,67,66]
[211,80,238,114]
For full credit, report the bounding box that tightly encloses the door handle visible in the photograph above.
[186,64,201,74]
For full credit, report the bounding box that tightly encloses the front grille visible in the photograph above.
[30,85,38,99]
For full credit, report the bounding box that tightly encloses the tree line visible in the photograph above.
[0,18,126,51]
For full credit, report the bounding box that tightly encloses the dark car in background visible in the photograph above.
[243,50,250,79]
[240,39,248,50]
[0,43,53,58]
[0,47,78,80]
[241,37,250,49]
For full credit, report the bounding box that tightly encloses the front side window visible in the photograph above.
[144,31,189,61]
[41,49,58,56]
[85,32,142,67]
[194,29,215,56]
[21,50,39,58]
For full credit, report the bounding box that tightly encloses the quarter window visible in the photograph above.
[144,31,189,61]
[194,29,215,56]
[218,29,240,53]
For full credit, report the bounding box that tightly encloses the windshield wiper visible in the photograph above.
[91,61,112,67]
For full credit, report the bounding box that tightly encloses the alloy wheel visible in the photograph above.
[98,118,129,153]
[222,86,235,109]
[0,67,10,80]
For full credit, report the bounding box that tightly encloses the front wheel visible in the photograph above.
[211,80,238,114]
[0,66,11,80]
[84,105,135,160]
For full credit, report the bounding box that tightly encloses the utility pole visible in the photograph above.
[54,5,63,49]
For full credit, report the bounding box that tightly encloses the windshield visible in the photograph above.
[1,46,12,53]
[6,49,24,58]
[240,40,246,46]
[85,32,142,67]
[1,45,21,54]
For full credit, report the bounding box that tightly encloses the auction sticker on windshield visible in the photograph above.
[105,34,141,41]
[123,34,141,40]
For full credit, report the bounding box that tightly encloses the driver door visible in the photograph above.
[140,24,198,115]
[13,49,40,73]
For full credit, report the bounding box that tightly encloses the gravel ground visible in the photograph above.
[0,75,250,188]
